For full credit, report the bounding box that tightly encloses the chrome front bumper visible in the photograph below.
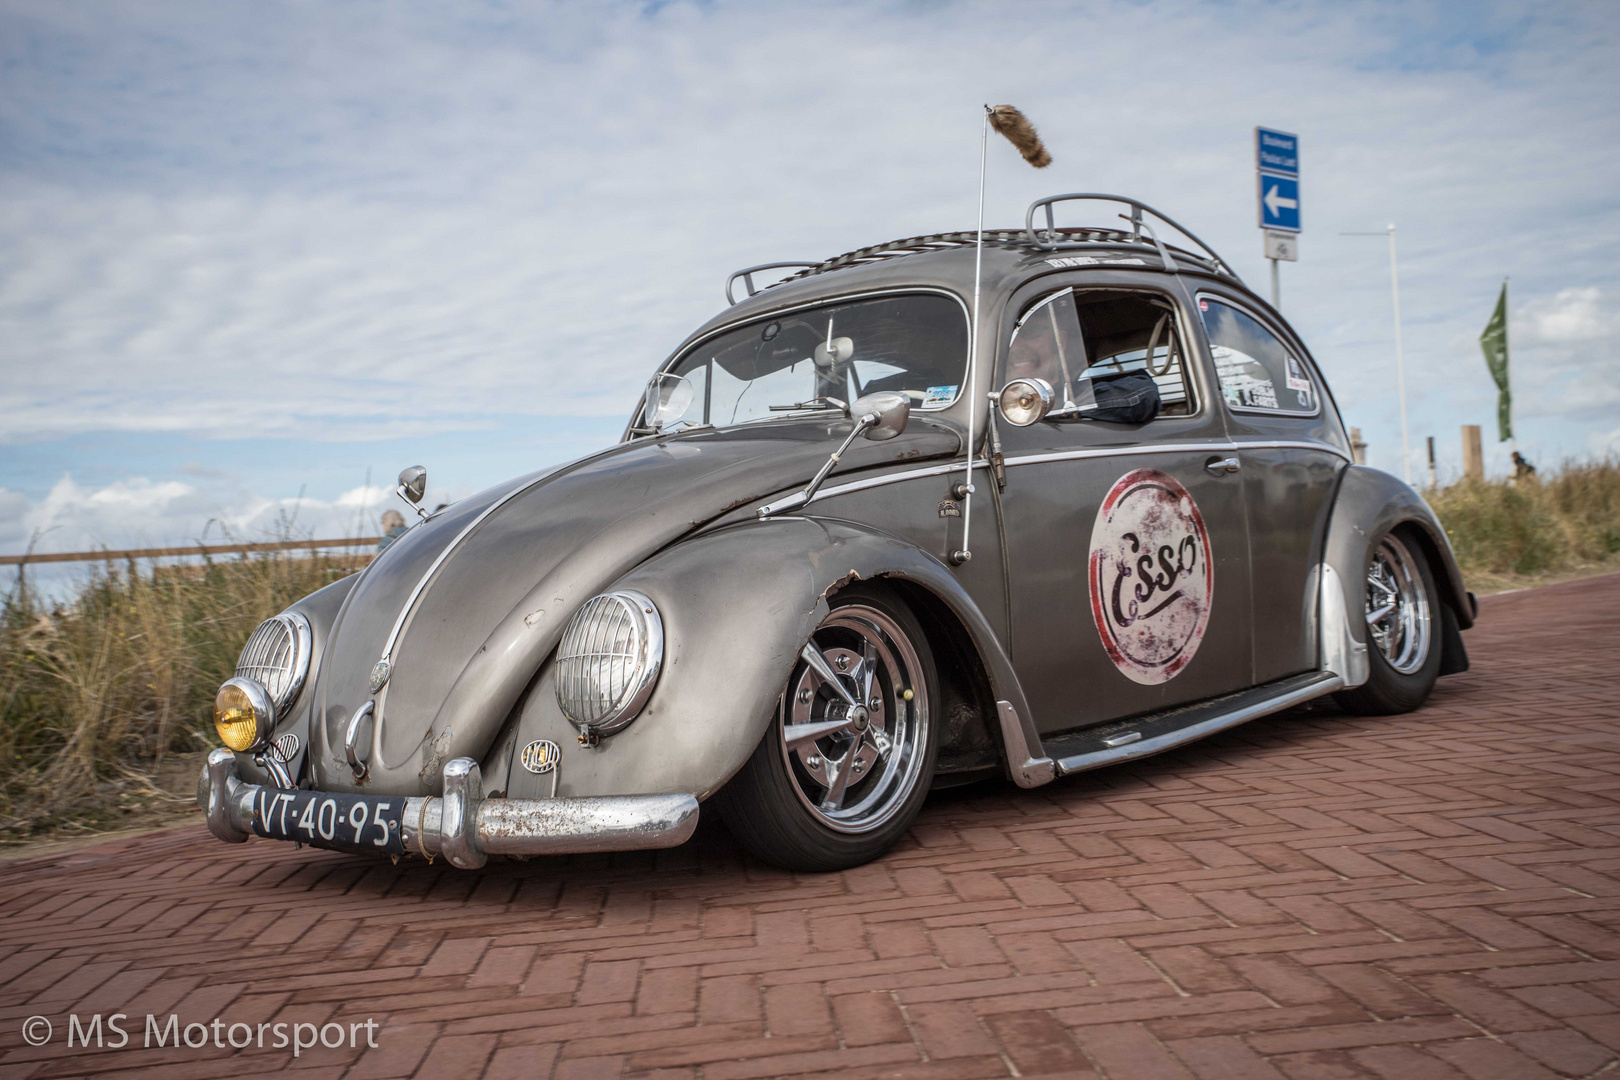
[198,748,700,869]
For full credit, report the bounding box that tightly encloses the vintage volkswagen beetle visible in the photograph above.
[200,194,1474,872]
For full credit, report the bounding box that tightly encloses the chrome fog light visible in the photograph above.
[555,590,664,737]
[214,677,275,752]
[998,377,1054,426]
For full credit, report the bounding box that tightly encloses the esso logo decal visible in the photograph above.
[1088,468,1214,685]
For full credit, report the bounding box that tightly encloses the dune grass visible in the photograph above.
[2,461,1617,843]
[1426,460,1620,587]
[0,552,357,841]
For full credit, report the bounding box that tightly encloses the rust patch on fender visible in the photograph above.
[418,727,453,782]
[821,568,865,602]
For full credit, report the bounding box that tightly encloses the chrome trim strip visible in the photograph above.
[1230,439,1352,461]
[1002,440,1237,469]
[769,438,1347,515]
[1052,672,1344,777]
[1003,438,1350,470]
[376,467,566,671]
[769,459,992,514]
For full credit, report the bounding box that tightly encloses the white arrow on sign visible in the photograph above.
[1264,183,1298,217]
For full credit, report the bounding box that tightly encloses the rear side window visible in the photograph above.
[1198,297,1317,415]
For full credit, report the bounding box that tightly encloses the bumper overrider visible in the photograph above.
[197,748,700,870]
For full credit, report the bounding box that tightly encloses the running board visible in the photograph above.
[1042,671,1345,777]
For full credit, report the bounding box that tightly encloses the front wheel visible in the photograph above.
[1333,529,1442,715]
[714,586,939,872]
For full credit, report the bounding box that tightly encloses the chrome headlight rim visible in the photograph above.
[236,611,313,717]
[555,590,664,737]
[215,675,276,752]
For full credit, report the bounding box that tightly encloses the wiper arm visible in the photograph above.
[768,396,847,413]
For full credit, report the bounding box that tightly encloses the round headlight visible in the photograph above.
[555,590,664,737]
[214,677,274,752]
[998,377,1054,427]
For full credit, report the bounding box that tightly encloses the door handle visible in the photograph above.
[1205,456,1241,475]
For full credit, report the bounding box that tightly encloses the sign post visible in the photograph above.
[1255,127,1299,310]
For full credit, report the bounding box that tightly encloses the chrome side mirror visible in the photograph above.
[397,465,428,518]
[997,378,1054,427]
[398,466,427,503]
[851,391,910,441]
[757,391,913,519]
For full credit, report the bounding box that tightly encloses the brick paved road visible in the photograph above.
[3,575,1619,1080]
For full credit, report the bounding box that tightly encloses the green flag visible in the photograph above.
[1479,281,1511,442]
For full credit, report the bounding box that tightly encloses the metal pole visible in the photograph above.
[954,109,989,566]
[1387,224,1411,485]
[1269,257,1280,311]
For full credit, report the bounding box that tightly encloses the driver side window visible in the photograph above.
[1005,288,1195,418]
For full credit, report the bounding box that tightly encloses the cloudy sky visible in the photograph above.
[3,0,1618,564]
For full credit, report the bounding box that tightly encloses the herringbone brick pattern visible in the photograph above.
[3,575,1619,1079]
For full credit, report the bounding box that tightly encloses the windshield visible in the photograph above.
[650,294,968,429]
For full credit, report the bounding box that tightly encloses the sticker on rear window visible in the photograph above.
[923,385,958,407]
[1284,356,1312,392]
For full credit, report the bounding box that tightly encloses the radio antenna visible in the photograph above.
[953,105,1051,566]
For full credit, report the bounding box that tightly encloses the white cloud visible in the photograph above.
[1519,287,1617,346]
[0,0,1617,502]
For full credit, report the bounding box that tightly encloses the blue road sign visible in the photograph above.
[1255,128,1298,177]
[1258,173,1301,233]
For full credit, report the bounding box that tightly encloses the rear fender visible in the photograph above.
[498,517,1049,801]
[1322,466,1473,683]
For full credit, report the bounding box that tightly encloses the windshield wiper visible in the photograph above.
[768,396,847,413]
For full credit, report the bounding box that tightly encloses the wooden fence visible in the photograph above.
[0,536,383,567]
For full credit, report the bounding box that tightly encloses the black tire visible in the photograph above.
[1333,527,1443,715]
[714,584,940,872]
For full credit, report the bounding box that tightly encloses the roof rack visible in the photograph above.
[725,262,822,306]
[1025,193,1242,282]
[723,197,1244,303]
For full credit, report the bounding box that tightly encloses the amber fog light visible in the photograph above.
[214,677,274,752]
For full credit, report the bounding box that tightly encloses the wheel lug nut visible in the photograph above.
[869,696,881,710]
[798,688,813,703]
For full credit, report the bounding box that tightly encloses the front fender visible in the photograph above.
[497,516,1044,801]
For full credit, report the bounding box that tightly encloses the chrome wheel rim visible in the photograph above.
[778,604,929,835]
[1365,534,1431,675]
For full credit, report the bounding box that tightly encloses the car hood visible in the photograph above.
[311,417,961,794]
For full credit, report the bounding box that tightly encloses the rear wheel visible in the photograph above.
[1333,529,1441,715]
[715,586,939,872]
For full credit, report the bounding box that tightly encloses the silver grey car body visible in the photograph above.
[200,195,1474,868]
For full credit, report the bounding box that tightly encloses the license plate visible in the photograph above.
[251,789,407,855]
